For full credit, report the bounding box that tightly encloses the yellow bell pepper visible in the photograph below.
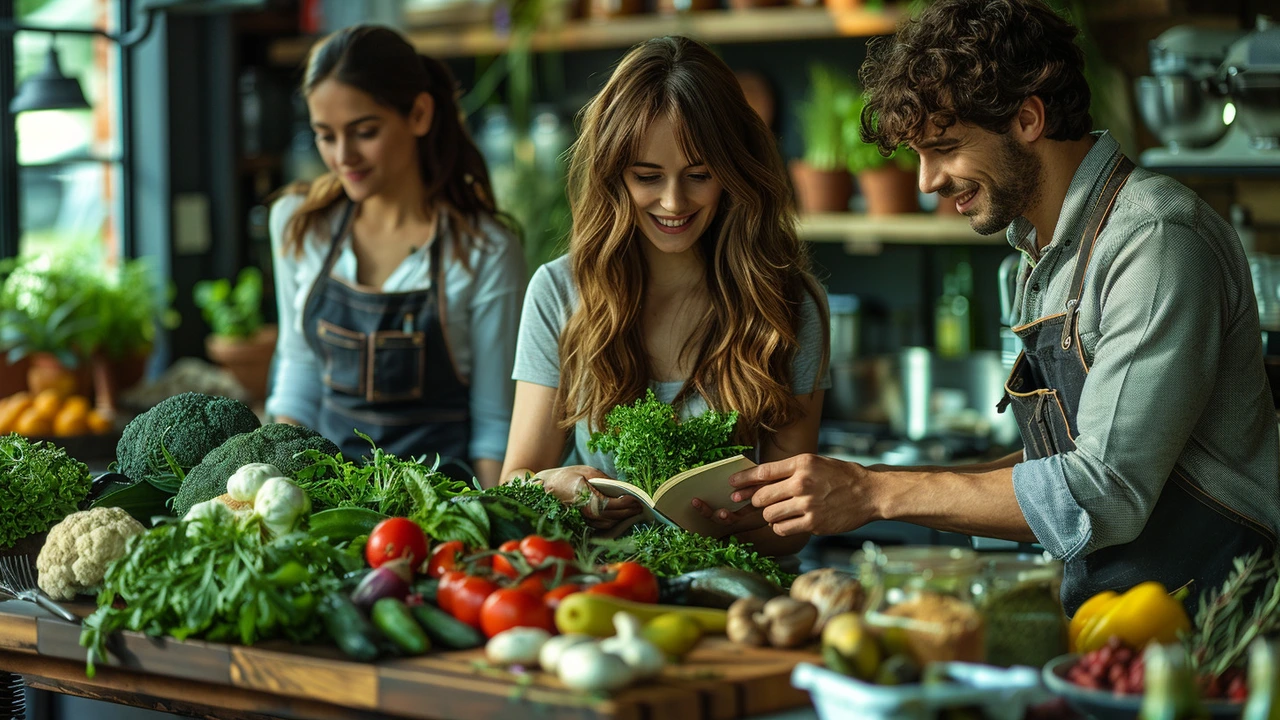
[1071,582,1191,654]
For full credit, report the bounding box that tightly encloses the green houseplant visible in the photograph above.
[0,258,99,396]
[88,259,181,413]
[843,89,921,215]
[791,64,857,213]
[193,267,276,402]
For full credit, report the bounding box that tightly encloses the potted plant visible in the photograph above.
[844,89,921,215]
[89,260,181,415]
[0,293,97,397]
[193,267,277,402]
[791,64,856,213]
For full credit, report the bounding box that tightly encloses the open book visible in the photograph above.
[590,455,757,539]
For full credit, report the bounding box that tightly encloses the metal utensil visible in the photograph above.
[0,556,80,623]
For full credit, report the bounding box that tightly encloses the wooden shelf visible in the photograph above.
[268,6,903,65]
[798,212,1007,249]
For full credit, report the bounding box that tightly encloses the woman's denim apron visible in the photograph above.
[302,201,472,475]
[999,154,1274,617]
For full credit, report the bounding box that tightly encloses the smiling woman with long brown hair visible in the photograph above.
[499,36,830,555]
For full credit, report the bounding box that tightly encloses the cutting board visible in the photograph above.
[0,602,818,720]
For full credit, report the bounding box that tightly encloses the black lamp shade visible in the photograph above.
[9,45,90,114]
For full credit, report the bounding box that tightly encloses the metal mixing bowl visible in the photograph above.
[1135,75,1230,149]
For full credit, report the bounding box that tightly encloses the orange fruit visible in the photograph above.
[31,389,65,421]
[58,395,90,421]
[14,408,53,437]
[86,410,112,435]
[53,403,90,437]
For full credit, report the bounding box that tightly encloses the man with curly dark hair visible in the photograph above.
[729,0,1279,616]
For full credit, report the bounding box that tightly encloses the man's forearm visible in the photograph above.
[873,464,1037,542]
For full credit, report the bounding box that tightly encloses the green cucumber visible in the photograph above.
[410,602,484,650]
[372,598,431,655]
[309,507,387,544]
[658,567,784,609]
[320,593,382,662]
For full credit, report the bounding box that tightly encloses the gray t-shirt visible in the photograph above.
[513,255,831,477]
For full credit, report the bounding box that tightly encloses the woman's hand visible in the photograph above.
[535,465,643,530]
[689,497,768,536]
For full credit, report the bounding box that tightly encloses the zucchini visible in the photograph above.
[658,567,784,609]
[309,507,387,544]
[555,593,728,637]
[320,593,382,661]
[371,598,431,655]
[410,602,485,650]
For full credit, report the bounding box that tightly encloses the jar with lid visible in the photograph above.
[974,552,1067,668]
[859,544,986,666]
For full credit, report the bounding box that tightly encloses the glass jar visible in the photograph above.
[974,552,1067,668]
[859,544,986,666]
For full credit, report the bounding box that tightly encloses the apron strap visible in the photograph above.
[1059,154,1136,351]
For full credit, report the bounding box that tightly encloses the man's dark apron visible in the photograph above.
[302,202,472,475]
[999,154,1275,617]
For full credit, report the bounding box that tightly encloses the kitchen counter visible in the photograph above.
[0,600,822,720]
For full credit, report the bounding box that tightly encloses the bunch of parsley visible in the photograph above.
[597,525,795,588]
[586,389,748,496]
[0,434,92,548]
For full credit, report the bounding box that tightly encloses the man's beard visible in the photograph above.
[941,134,1042,236]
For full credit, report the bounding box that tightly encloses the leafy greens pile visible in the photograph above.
[598,525,795,588]
[0,433,92,548]
[587,389,748,495]
[80,514,358,677]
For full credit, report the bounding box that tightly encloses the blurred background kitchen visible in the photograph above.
[1,0,1278,599]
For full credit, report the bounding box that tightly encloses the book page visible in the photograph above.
[652,455,756,538]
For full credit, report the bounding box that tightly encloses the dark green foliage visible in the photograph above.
[171,423,341,517]
[596,525,794,589]
[116,393,261,492]
[0,434,92,548]
[586,389,748,495]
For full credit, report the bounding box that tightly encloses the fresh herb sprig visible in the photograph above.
[80,514,357,677]
[596,525,794,588]
[1185,547,1280,677]
[292,430,462,517]
[586,389,748,496]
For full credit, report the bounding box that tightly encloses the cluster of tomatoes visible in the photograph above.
[425,535,658,639]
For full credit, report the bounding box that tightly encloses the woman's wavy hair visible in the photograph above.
[858,0,1092,154]
[558,35,829,440]
[280,25,503,261]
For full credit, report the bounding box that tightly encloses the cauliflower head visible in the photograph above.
[37,507,146,600]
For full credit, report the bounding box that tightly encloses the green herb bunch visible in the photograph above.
[293,430,460,518]
[0,433,92,548]
[80,513,358,677]
[586,389,748,496]
[598,525,794,588]
[478,478,593,546]
[1185,547,1280,677]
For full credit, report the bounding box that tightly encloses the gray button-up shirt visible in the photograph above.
[1008,131,1280,561]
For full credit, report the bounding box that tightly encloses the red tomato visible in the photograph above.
[480,587,555,638]
[542,584,581,611]
[426,540,465,579]
[587,562,658,603]
[492,539,522,578]
[518,535,575,567]
[451,576,500,629]
[366,517,429,571]
[515,576,548,596]
[437,570,468,613]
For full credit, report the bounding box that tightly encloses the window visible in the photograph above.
[3,0,127,264]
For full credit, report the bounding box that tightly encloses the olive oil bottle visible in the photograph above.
[1140,643,1209,720]
[1244,638,1280,720]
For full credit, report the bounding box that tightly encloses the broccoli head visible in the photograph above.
[171,423,340,517]
[116,393,261,492]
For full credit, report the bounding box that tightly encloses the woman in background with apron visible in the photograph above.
[266,25,525,487]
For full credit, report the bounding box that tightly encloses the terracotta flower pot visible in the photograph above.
[856,166,920,216]
[205,325,278,402]
[92,348,151,418]
[26,353,87,397]
[790,160,854,214]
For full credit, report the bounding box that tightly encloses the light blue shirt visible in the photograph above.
[265,193,527,463]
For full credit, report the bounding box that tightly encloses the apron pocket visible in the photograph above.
[317,320,366,397]
[370,330,426,403]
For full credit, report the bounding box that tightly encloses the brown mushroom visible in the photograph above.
[790,568,864,634]
[761,597,819,648]
[727,597,767,646]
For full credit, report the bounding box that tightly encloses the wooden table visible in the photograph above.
[0,601,820,720]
